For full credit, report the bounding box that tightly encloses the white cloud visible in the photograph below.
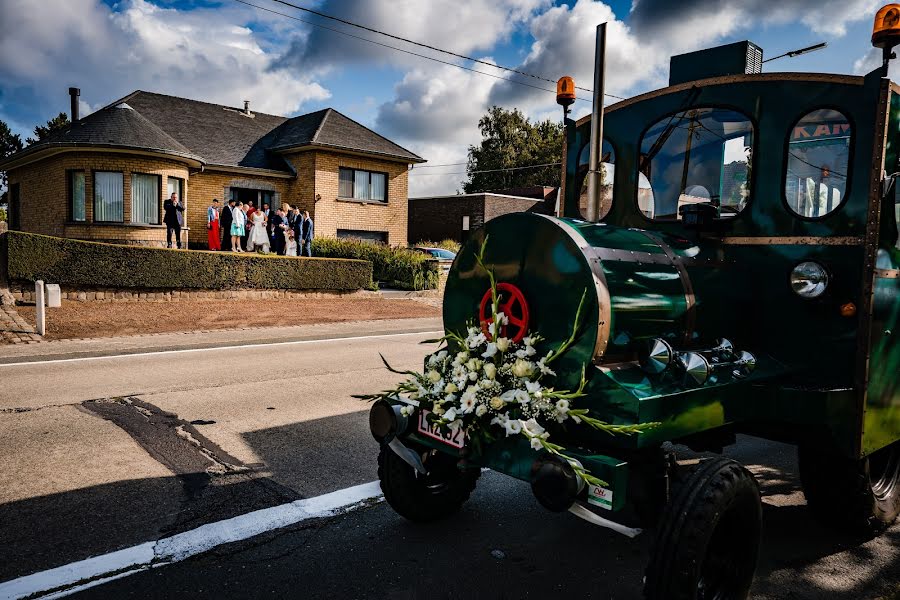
[278,0,551,72]
[0,0,329,136]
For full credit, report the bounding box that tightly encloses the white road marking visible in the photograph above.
[0,480,384,600]
[0,330,443,368]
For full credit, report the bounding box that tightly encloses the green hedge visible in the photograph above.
[412,239,461,253]
[5,231,372,291]
[313,237,440,290]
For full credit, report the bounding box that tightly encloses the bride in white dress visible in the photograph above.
[246,210,270,253]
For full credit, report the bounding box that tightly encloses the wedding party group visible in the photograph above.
[203,198,315,256]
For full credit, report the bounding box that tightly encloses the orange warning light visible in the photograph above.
[872,4,900,48]
[557,76,576,107]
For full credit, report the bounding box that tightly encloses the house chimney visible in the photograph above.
[69,87,80,122]
[243,100,251,116]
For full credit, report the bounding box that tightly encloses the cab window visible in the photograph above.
[576,139,615,220]
[638,108,753,221]
[785,108,851,219]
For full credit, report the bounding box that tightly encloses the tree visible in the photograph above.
[0,119,24,201]
[26,112,70,145]
[463,106,563,193]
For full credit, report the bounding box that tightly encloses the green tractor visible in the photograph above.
[367,5,900,597]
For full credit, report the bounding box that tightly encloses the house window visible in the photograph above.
[338,167,387,202]
[9,183,20,230]
[131,173,160,224]
[68,171,86,222]
[94,171,124,222]
[337,229,388,244]
[785,109,851,219]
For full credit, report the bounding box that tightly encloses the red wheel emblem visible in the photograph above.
[479,283,530,343]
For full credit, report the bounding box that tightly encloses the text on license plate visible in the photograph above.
[417,410,465,449]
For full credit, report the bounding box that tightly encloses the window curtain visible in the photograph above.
[370,172,386,202]
[339,168,353,198]
[94,172,123,222]
[132,174,159,224]
[354,169,370,200]
[71,172,86,221]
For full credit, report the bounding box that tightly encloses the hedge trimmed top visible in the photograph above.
[5,231,372,292]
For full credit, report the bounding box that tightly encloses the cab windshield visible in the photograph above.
[638,107,754,221]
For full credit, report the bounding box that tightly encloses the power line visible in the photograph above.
[245,0,626,102]
[233,0,589,101]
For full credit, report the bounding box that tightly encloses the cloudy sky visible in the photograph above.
[0,0,887,195]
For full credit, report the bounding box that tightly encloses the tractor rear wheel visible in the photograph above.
[798,441,900,536]
[377,444,479,522]
[644,457,762,600]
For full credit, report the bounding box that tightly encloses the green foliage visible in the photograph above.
[0,208,6,223]
[0,119,24,192]
[464,106,563,193]
[6,231,372,291]
[313,237,440,290]
[26,113,70,146]
[414,239,461,253]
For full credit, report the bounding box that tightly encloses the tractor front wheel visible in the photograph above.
[798,441,900,536]
[377,444,479,522]
[644,457,762,600]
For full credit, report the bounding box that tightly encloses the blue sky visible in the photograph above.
[0,0,887,194]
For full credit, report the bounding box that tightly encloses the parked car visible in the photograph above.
[413,247,456,270]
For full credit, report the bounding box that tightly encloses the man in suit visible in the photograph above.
[220,199,235,251]
[163,192,184,249]
[300,210,314,257]
[270,209,286,255]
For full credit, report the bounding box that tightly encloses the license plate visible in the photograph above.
[417,410,465,449]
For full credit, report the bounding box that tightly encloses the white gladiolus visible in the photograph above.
[443,407,458,422]
[504,419,522,436]
[481,343,498,358]
[521,418,546,437]
[523,336,534,346]
[537,358,555,376]
[555,399,570,413]
[530,436,543,450]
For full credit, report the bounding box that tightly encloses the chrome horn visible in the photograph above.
[677,351,711,386]
[639,338,674,374]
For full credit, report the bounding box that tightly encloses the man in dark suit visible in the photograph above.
[270,209,286,255]
[300,210,314,257]
[220,199,235,251]
[163,192,184,249]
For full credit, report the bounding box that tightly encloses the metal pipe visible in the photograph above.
[69,87,80,122]
[585,23,607,222]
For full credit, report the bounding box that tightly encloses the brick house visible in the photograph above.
[0,89,424,248]
[408,187,556,244]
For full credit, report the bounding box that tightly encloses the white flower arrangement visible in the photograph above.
[358,237,658,486]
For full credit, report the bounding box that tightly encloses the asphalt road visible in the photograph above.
[1,319,898,599]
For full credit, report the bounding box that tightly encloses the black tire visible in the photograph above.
[644,457,762,600]
[798,441,900,536]
[377,444,480,522]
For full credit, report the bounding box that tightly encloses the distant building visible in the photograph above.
[408,188,556,244]
[1,89,425,247]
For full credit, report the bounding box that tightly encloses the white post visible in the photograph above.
[34,280,45,336]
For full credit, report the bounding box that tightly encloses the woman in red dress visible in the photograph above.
[207,199,221,250]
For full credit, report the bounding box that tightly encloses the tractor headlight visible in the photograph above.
[369,399,409,442]
[790,261,829,299]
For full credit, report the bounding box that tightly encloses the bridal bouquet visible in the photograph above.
[358,237,657,486]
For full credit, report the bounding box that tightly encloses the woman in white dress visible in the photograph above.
[246,210,270,253]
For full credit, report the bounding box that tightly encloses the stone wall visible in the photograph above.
[8,282,377,304]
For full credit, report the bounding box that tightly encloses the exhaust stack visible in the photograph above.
[69,87,80,122]
[585,23,607,223]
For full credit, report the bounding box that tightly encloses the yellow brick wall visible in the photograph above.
[8,148,412,248]
[7,152,189,246]
[283,150,409,246]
